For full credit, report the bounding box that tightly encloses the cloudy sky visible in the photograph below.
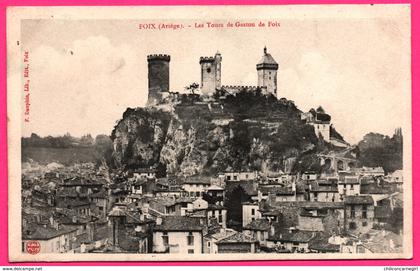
[19,6,410,144]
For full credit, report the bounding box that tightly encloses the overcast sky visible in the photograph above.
[20,8,410,144]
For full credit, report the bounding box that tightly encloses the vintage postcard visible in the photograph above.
[7,5,412,261]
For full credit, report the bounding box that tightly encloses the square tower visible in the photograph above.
[256,47,278,96]
[200,51,222,96]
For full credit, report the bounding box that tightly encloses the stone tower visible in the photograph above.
[256,47,278,96]
[147,54,170,105]
[199,51,222,96]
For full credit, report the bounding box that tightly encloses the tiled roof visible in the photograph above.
[259,186,294,195]
[308,235,340,252]
[60,176,104,187]
[175,197,194,203]
[183,176,211,185]
[206,228,237,240]
[344,195,374,205]
[64,199,91,208]
[269,201,344,210]
[206,185,224,191]
[108,207,126,217]
[22,223,77,240]
[268,229,316,243]
[339,176,360,184]
[257,51,278,66]
[243,219,271,231]
[310,182,338,193]
[153,216,203,232]
[216,232,256,244]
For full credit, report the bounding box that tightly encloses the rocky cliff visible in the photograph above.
[111,91,333,176]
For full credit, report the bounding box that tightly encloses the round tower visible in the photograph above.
[147,54,170,105]
[256,47,278,96]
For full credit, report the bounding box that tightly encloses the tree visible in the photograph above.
[358,131,403,173]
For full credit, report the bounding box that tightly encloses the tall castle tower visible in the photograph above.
[147,54,170,105]
[199,51,222,96]
[256,47,278,96]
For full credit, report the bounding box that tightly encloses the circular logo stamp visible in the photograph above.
[26,241,41,255]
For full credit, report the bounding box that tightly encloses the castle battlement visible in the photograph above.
[256,62,278,70]
[199,56,216,63]
[222,85,268,92]
[147,54,171,62]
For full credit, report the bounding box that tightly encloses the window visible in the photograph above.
[350,206,355,218]
[207,67,211,73]
[188,249,194,254]
[251,209,255,216]
[362,206,367,219]
[349,222,357,230]
[350,184,354,190]
[233,176,238,181]
[227,176,231,181]
[195,191,200,197]
[22,242,24,252]
[218,213,223,224]
[187,232,194,246]
[207,241,211,247]
[362,221,368,227]
[162,231,169,246]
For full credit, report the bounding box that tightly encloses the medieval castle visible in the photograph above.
[146,47,278,105]
[145,48,345,146]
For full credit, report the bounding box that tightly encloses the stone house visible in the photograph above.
[153,216,204,254]
[344,195,374,234]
